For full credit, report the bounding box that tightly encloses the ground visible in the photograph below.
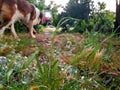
[0,31,120,89]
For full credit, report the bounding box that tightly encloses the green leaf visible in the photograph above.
[7,69,13,82]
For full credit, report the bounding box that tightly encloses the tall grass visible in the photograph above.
[0,17,120,90]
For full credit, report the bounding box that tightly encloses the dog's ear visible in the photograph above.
[30,5,36,20]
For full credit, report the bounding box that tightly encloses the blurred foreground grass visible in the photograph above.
[0,32,120,90]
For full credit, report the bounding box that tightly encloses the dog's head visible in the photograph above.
[32,7,41,25]
[34,8,46,26]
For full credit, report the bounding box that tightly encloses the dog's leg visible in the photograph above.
[0,21,12,35]
[28,22,36,38]
[30,27,36,38]
[0,28,5,35]
[11,22,18,39]
[24,21,36,38]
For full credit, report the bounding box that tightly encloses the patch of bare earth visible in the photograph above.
[33,33,120,77]
[34,33,85,64]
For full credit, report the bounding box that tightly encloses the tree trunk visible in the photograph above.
[114,0,120,35]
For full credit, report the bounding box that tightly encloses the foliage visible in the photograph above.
[28,0,46,9]
[72,20,88,33]
[89,1,115,33]
[56,0,93,31]
[15,22,28,33]
[62,0,91,22]
[64,2,115,34]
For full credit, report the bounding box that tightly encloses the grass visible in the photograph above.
[0,29,120,90]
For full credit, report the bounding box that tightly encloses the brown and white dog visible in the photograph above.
[0,0,42,39]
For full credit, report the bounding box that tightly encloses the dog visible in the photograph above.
[0,0,42,39]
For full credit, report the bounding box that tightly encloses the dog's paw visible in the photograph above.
[32,35,36,38]
[0,30,4,34]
